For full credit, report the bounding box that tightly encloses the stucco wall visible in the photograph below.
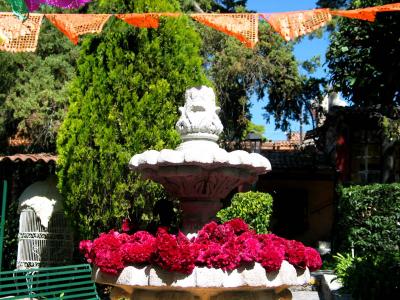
[257,177,335,246]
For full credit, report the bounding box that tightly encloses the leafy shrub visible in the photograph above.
[216,191,273,233]
[334,252,400,299]
[336,183,400,255]
[57,0,209,240]
[333,253,357,286]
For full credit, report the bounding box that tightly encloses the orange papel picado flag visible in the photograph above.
[116,13,181,29]
[330,8,377,22]
[45,14,110,45]
[261,9,331,41]
[0,13,43,52]
[330,3,400,22]
[374,3,400,12]
[116,13,160,28]
[191,13,258,48]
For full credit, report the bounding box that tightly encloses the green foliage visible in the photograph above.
[213,0,247,12]
[243,122,267,141]
[198,19,309,141]
[320,253,336,270]
[0,0,323,153]
[179,0,322,141]
[217,191,273,233]
[334,252,400,299]
[334,181,400,298]
[381,114,400,142]
[0,11,79,153]
[1,196,19,270]
[323,0,400,108]
[321,0,400,180]
[179,0,214,12]
[333,253,357,285]
[179,0,247,12]
[57,0,209,240]
[317,0,348,9]
[336,183,400,255]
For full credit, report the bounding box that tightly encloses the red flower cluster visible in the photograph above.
[121,231,156,264]
[80,219,322,275]
[152,227,196,274]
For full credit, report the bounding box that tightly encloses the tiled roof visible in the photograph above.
[263,151,332,171]
[261,141,298,151]
[0,151,331,172]
[0,153,57,164]
[286,132,305,143]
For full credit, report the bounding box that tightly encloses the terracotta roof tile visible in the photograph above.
[261,141,298,151]
[262,151,332,170]
[0,153,57,164]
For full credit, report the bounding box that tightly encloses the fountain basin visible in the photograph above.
[129,145,271,232]
[94,261,310,300]
[129,146,271,200]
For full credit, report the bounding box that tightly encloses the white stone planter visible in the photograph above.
[93,261,310,300]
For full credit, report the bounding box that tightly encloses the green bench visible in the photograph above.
[0,264,99,299]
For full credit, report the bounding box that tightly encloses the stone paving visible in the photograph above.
[292,290,321,300]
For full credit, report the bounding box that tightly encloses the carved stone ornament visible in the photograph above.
[176,86,223,141]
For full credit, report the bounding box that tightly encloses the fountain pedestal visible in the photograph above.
[180,200,221,233]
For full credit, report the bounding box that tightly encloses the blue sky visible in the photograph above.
[246,0,330,140]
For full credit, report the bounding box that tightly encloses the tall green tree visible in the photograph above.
[181,0,323,142]
[319,0,400,182]
[243,122,267,141]
[0,1,79,153]
[57,0,209,239]
[181,0,245,12]
[321,0,400,107]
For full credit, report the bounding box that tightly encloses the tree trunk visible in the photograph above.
[381,133,395,183]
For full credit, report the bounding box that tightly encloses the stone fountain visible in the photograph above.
[129,86,271,233]
[93,86,310,300]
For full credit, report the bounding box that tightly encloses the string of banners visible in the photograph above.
[1,3,400,52]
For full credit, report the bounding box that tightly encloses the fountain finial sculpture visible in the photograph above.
[176,86,223,140]
[130,86,271,232]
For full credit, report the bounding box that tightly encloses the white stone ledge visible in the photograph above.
[129,148,271,174]
[93,261,310,290]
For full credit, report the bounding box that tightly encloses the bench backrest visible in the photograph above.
[0,264,99,299]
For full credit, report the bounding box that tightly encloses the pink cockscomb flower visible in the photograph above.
[81,220,322,275]
[304,247,322,271]
[285,240,307,269]
[79,240,93,263]
[121,231,156,264]
[121,218,133,232]
[257,242,285,272]
[224,218,249,235]
[152,228,195,274]
[236,231,260,263]
[91,231,124,275]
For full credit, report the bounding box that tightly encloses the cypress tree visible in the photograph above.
[57,0,209,239]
